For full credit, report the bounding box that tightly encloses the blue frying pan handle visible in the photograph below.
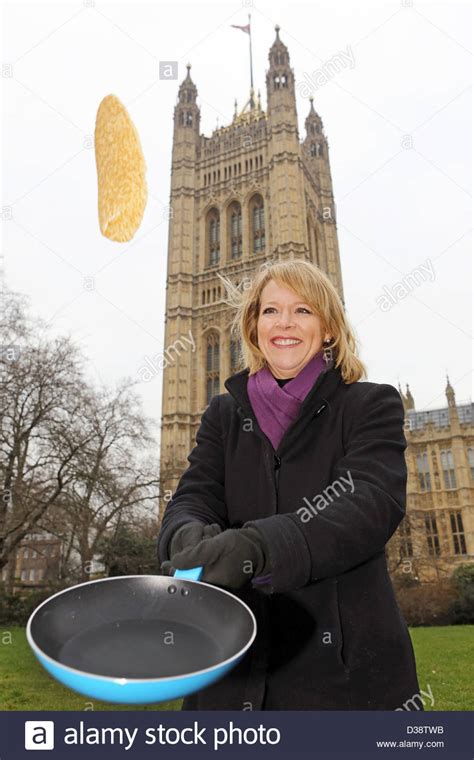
[173,566,203,581]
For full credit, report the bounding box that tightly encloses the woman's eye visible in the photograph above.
[261,307,312,314]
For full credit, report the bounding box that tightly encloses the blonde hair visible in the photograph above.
[219,259,367,384]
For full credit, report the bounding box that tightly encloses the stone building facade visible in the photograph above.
[388,379,473,581]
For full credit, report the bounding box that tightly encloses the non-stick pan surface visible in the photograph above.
[26,572,256,704]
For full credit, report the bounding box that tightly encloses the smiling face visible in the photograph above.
[256,279,329,379]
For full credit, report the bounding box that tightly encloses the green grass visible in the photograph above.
[409,625,474,710]
[0,625,472,710]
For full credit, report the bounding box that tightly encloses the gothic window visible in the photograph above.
[416,451,431,491]
[230,338,241,373]
[398,518,413,558]
[250,195,265,253]
[207,209,220,266]
[424,512,440,556]
[185,111,193,126]
[273,73,288,89]
[450,511,467,555]
[206,333,220,404]
[440,449,456,489]
[229,202,242,259]
[468,447,474,479]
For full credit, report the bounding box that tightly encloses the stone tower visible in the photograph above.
[159,27,344,497]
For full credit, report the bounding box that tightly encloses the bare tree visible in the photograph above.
[0,289,91,574]
[1,289,160,587]
[40,380,160,582]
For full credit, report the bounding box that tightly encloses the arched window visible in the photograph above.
[206,333,220,404]
[425,512,440,556]
[230,338,241,373]
[468,447,474,479]
[273,73,287,89]
[250,195,265,253]
[207,209,220,266]
[398,518,413,558]
[450,511,467,555]
[416,450,431,491]
[440,449,456,489]
[229,202,242,259]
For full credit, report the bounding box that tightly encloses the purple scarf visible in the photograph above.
[247,349,328,451]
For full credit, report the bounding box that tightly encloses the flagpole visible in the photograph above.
[248,13,254,107]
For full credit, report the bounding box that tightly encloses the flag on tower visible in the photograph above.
[231,23,250,34]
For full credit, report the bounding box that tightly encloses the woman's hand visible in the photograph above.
[168,521,222,557]
[161,527,267,589]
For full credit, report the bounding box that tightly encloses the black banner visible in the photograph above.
[1,710,472,759]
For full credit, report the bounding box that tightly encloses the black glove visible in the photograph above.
[161,521,222,570]
[161,526,267,589]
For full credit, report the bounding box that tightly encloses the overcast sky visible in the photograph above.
[2,0,472,433]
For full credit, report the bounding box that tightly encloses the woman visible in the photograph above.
[157,260,421,711]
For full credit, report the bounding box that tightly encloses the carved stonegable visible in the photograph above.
[160,30,344,496]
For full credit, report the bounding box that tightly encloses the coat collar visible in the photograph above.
[224,359,344,418]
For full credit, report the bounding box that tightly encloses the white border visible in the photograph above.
[26,574,257,683]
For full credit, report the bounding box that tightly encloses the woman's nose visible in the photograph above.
[275,311,295,326]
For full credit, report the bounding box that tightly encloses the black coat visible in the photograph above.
[157,362,421,710]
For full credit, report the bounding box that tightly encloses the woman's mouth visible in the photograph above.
[270,337,302,348]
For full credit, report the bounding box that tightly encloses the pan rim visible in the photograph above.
[26,574,257,684]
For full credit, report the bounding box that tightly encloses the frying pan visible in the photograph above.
[26,566,256,704]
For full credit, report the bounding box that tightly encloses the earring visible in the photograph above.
[322,338,333,365]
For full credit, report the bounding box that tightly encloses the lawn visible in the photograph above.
[0,625,472,710]
[409,626,473,710]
